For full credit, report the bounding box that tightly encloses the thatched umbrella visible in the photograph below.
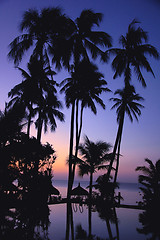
[49,185,60,195]
[71,183,88,196]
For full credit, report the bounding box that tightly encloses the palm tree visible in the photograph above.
[136,159,160,239]
[8,7,72,69]
[8,57,63,143]
[54,9,112,69]
[34,91,64,142]
[59,9,112,201]
[106,85,144,183]
[7,58,41,137]
[136,158,160,205]
[78,135,112,200]
[60,60,110,197]
[109,19,159,87]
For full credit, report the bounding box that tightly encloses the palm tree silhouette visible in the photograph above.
[136,159,160,239]
[8,7,71,69]
[105,19,159,186]
[109,19,159,87]
[107,85,144,183]
[136,158,160,205]
[63,9,112,67]
[61,60,110,197]
[8,59,41,137]
[34,90,64,142]
[60,9,112,201]
[8,57,63,142]
[77,135,112,200]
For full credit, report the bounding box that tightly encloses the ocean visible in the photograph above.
[45,180,148,240]
[47,180,145,239]
[52,179,142,205]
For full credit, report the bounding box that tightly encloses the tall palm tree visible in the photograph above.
[78,135,112,200]
[106,85,144,182]
[72,60,110,185]
[59,9,112,201]
[60,60,110,196]
[109,19,159,87]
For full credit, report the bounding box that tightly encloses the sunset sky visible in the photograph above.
[0,0,160,183]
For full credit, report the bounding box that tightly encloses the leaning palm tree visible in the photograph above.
[106,85,144,182]
[109,19,159,88]
[78,135,112,200]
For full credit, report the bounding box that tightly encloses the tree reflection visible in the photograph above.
[96,200,119,240]
[137,206,160,239]
[0,205,50,240]
[65,198,119,240]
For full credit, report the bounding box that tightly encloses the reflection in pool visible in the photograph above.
[0,182,155,239]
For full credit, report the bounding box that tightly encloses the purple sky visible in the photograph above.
[0,0,160,183]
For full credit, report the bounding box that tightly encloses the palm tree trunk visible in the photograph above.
[27,113,32,138]
[27,104,33,138]
[70,203,74,240]
[88,172,93,239]
[37,110,43,143]
[71,104,84,189]
[65,202,71,240]
[106,111,125,182]
[113,207,119,240]
[88,203,92,239]
[89,171,93,201]
[67,101,75,200]
[114,132,122,184]
[106,219,113,240]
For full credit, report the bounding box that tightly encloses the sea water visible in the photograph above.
[52,180,142,204]
[47,180,145,240]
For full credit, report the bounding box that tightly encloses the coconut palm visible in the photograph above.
[53,9,112,69]
[109,19,159,87]
[8,57,63,142]
[136,158,160,205]
[7,58,41,137]
[106,85,144,182]
[59,9,112,201]
[8,7,72,69]
[78,135,112,200]
[34,91,64,142]
[60,60,110,197]
[72,60,110,186]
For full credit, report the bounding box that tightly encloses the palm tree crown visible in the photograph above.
[110,84,144,123]
[78,135,112,176]
[58,9,112,68]
[110,19,159,87]
[106,85,144,183]
[8,7,71,69]
[60,60,110,112]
